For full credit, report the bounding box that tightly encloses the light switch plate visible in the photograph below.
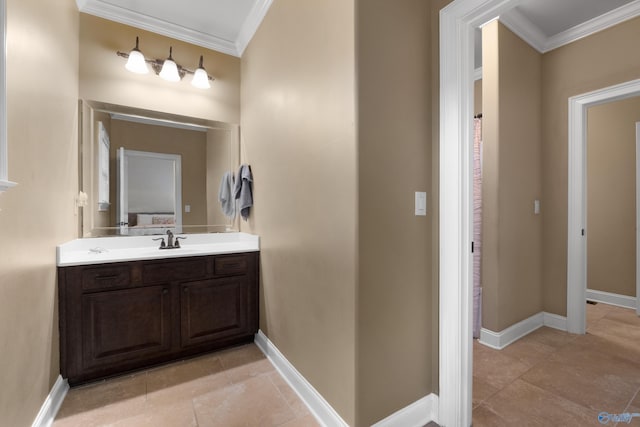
[415,192,427,216]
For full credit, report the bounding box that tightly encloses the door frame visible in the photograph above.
[566,79,640,334]
[636,122,640,316]
[439,1,516,425]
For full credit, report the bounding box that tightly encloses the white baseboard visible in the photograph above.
[479,311,568,350]
[586,288,637,310]
[543,311,568,331]
[254,330,349,427]
[31,375,68,427]
[371,393,439,427]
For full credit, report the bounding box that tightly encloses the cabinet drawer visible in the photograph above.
[143,258,208,283]
[81,265,131,292]
[214,255,248,276]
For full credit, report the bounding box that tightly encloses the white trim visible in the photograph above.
[254,331,349,427]
[499,7,547,53]
[479,312,569,350]
[0,0,14,193]
[545,0,640,52]
[439,1,515,425]
[235,0,273,57]
[567,78,640,334]
[498,0,640,54]
[31,375,69,427]
[637,122,640,316]
[586,289,637,310]
[543,312,568,331]
[479,312,544,350]
[371,394,439,427]
[76,0,240,57]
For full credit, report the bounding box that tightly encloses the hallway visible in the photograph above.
[473,303,640,426]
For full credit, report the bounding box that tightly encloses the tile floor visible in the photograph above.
[53,303,640,427]
[473,303,640,426]
[53,344,319,427]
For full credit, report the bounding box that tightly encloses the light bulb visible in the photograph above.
[159,47,181,82]
[191,56,211,89]
[125,37,149,74]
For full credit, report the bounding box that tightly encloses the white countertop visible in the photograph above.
[57,232,260,267]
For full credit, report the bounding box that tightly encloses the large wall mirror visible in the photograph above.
[80,100,240,237]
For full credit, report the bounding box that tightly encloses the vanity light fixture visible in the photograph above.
[117,37,215,88]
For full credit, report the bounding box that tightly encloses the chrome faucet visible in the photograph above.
[152,230,187,249]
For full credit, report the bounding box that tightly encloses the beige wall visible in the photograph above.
[356,0,434,424]
[542,16,640,315]
[482,21,543,331]
[586,97,640,297]
[240,0,357,424]
[108,120,208,226]
[79,13,240,124]
[0,0,79,425]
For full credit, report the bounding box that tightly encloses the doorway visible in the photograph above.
[567,80,640,333]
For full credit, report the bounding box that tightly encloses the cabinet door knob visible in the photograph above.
[162,288,169,294]
[183,287,188,292]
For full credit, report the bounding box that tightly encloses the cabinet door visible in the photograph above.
[180,277,250,347]
[81,285,172,371]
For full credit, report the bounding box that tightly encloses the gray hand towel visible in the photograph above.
[233,164,253,220]
[218,171,236,219]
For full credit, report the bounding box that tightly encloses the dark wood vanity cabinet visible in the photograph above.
[58,252,259,385]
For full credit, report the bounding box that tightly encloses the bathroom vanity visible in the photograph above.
[57,233,259,385]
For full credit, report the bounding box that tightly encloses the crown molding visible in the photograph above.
[500,0,640,54]
[236,0,273,56]
[545,0,640,52]
[499,7,547,52]
[76,0,240,57]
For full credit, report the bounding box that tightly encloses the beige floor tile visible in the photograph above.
[218,344,275,384]
[524,326,577,350]
[267,371,312,418]
[54,373,147,426]
[587,318,640,357]
[601,305,640,326]
[472,404,512,427]
[473,375,500,408]
[482,379,599,426]
[111,400,198,427]
[193,374,297,426]
[473,342,531,389]
[145,355,231,405]
[586,302,615,325]
[278,413,321,427]
[498,334,557,367]
[521,341,640,413]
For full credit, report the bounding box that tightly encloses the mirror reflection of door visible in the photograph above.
[116,148,182,235]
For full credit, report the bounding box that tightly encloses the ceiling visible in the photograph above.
[76,0,640,60]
